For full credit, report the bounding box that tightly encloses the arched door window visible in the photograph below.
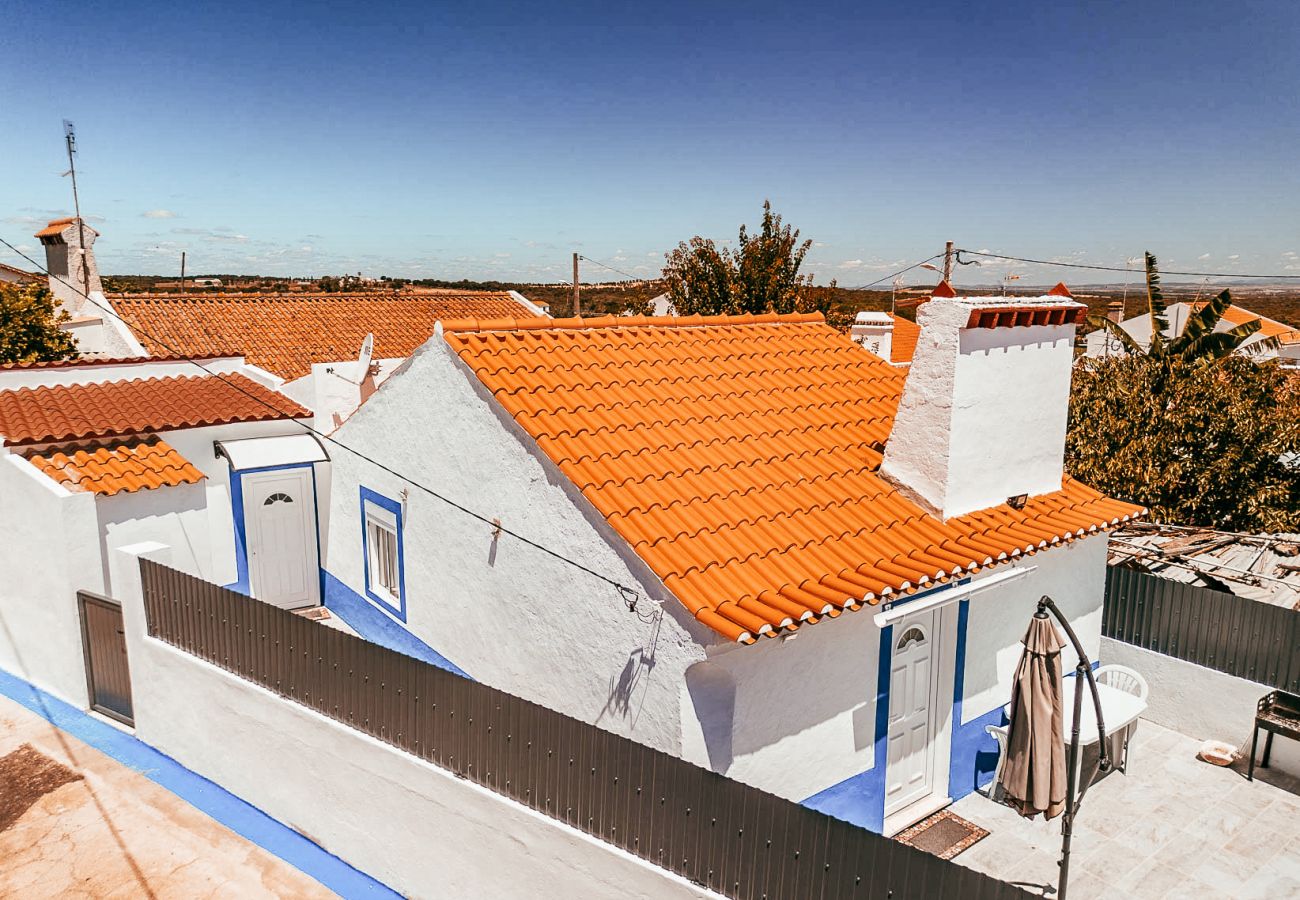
[896,625,928,651]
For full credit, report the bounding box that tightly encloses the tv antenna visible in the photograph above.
[62,119,91,300]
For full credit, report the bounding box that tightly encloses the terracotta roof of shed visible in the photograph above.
[26,437,205,496]
[889,315,920,364]
[113,292,542,380]
[0,373,308,446]
[444,313,1144,643]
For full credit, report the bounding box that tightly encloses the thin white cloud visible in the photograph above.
[1228,254,1240,260]
[142,209,177,219]
[1197,253,1210,260]
[838,259,863,269]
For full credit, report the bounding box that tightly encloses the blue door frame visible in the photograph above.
[227,462,323,600]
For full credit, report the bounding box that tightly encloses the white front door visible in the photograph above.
[242,468,319,609]
[884,607,940,819]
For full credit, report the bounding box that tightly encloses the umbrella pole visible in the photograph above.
[1036,596,1111,900]
[1059,660,1087,899]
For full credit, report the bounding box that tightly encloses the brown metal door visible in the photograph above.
[78,592,134,725]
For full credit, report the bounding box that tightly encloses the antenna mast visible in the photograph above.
[62,119,91,300]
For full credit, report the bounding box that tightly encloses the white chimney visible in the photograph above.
[36,217,103,316]
[880,282,1085,519]
[851,311,894,361]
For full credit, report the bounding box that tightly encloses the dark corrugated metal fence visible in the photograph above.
[1103,566,1298,693]
[140,560,1028,900]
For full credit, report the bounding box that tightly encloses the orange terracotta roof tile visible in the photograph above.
[889,314,920,364]
[1193,302,1295,341]
[113,292,543,380]
[26,437,204,496]
[0,373,309,446]
[444,314,1145,644]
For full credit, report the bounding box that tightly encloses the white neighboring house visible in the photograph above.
[321,287,1142,835]
[0,261,43,285]
[0,355,327,710]
[31,217,147,358]
[1084,300,1300,365]
[850,311,921,366]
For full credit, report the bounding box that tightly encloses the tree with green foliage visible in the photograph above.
[0,282,78,365]
[1067,352,1300,532]
[662,202,843,324]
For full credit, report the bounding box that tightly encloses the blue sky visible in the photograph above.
[2,0,1297,285]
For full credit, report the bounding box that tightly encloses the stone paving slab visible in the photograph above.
[951,720,1300,899]
[0,692,336,899]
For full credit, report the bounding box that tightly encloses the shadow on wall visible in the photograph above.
[685,662,735,773]
[595,612,663,732]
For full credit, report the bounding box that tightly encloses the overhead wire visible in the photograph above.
[0,234,654,613]
[576,254,649,282]
[844,254,945,291]
[955,249,1300,281]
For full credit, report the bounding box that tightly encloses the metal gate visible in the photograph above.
[78,592,134,725]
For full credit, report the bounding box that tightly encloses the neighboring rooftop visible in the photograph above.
[0,374,309,446]
[1111,523,1300,609]
[444,312,1144,643]
[25,437,205,496]
[112,291,546,380]
[1195,301,1300,345]
[889,314,920,364]
[0,261,42,283]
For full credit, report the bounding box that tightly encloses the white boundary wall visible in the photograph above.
[110,543,714,900]
[1101,638,1300,778]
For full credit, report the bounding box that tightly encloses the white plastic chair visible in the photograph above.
[985,724,1010,798]
[1094,664,1148,771]
[1094,665,1149,701]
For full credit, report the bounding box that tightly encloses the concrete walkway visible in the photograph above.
[0,692,335,899]
[951,720,1300,899]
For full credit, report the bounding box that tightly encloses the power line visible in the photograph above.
[956,249,1300,280]
[844,254,946,291]
[0,234,652,612]
[577,255,650,283]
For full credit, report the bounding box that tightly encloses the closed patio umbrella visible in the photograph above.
[1000,614,1067,819]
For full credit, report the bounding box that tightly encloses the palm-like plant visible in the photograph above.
[1088,253,1273,362]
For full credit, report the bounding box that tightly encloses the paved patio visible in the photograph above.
[0,692,335,899]
[951,719,1300,899]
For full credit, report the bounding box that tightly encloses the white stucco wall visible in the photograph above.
[0,454,103,706]
[109,544,713,900]
[692,605,884,801]
[1101,638,1300,779]
[961,536,1108,722]
[326,336,715,757]
[882,298,1079,518]
[280,358,406,434]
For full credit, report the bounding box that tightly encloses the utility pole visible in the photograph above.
[572,252,580,317]
[180,251,187,298]
[62,120,90,301]
[942,240,954,285]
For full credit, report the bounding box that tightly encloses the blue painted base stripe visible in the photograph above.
[0,666,399,900]
[323,571,472,679]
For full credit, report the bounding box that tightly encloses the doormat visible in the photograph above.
[893,809,989,860]
[0,743,83,832]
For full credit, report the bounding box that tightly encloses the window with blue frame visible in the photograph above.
[360,487,405,619]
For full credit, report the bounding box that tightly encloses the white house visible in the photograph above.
[0,355,327,710]
[850,311,921,365]
[1084,300,1300,365]
[320,290,1143,835]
